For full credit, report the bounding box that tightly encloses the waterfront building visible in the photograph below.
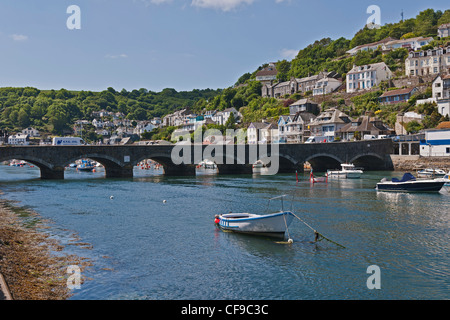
[346,62,393,93]
[308,108,351,141]
[8,133,30,145]
[336,116,394,141]
[247,122,278,144]
[420,128,450,157]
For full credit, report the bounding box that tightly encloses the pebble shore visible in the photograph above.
[0,199,88,300]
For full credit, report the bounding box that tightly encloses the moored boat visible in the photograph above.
[327,163,363,179]
[376,173,445,192]
[218,211,294,239]
[77,159,95,171]
[417,168,446,179]
[216,195,294,239]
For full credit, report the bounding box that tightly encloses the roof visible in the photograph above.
[347,62,390,74]
[436,121,450,129]
[439,23,450,28]
[347,37,397,53]
[309,108,350,126]
[336,116,392,133]
[290,98,317,106]
[379,87,416,98]
[256,68,278,77]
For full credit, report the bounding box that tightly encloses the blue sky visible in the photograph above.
[0,0,448,92]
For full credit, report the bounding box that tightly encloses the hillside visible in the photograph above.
[1,8,449,141]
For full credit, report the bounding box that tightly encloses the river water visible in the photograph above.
[0,164,449,300]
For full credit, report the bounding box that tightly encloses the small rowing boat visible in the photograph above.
[216,195,294,239]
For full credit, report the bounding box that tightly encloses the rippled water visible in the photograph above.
[0,164,449,300]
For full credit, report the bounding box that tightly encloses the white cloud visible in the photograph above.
[280,48,298,60]
[105,53,128,59]
[10,34,28,41]
[191,0,255,11]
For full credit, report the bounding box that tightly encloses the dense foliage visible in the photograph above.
[0,86,221,135]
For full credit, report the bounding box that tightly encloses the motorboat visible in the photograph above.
[216,195,294,239]
[252,160,265,169]
[77,159,95,172]
[417,168,446,179]
[327,163,363,179]
[376,172,445,192]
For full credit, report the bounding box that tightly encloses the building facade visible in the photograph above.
[346,62,393,93]
[405,46,450,77]
[420,128,450,157]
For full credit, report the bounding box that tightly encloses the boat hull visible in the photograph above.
[376,180,445,192]
[219,212,294,239]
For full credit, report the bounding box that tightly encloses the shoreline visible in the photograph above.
[391,155,450,172]
[0,197,89,300]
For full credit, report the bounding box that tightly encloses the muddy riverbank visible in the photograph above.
[0,199,89,300]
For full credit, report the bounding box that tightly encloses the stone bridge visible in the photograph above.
[0,139,394,179]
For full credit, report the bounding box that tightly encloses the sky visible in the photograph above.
[0,0,449,93]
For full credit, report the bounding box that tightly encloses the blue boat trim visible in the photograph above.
[220,211,293,223]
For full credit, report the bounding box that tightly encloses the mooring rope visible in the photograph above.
[290,211,346,249]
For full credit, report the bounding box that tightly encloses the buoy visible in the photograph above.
[288,238,293,244]
[110,196,114,200]
[163,200,167,203]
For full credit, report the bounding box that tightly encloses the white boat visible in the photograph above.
[252,160,265,169]
[327,163,363,179]
[417,168,446,178]
[217,195,294,239]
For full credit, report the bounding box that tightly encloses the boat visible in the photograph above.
[442,171,450,188]
[77,159,95,172]
[216,196,294,239]
[327,163,363,179]
[198,159,217,170]
[252,160,265,169]
[417,168,446,179]
[376,172,445,192]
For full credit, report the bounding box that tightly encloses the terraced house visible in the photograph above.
[405,46,450,76]
[346,62,393,93]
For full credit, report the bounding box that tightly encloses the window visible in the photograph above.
[434,67,438,73]
[446,147,450,154]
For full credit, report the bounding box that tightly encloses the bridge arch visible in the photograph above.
[349,153,387,171]
[0,154,60,179]
[305,153,343,172]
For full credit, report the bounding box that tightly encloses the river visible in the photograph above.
[0,164,449,300]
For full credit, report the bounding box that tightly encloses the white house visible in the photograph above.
[438,23,450,38]
[8,133,30,145]
[346,62,393,93]
[312,77,342,96]
[420,128,450,157]
[21,127,40,137]
[247,122,278,144]
[382,37,433,51]
[308,108,351,141]
[432,74,450,117]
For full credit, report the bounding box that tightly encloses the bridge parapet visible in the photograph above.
[0,139,393,179]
